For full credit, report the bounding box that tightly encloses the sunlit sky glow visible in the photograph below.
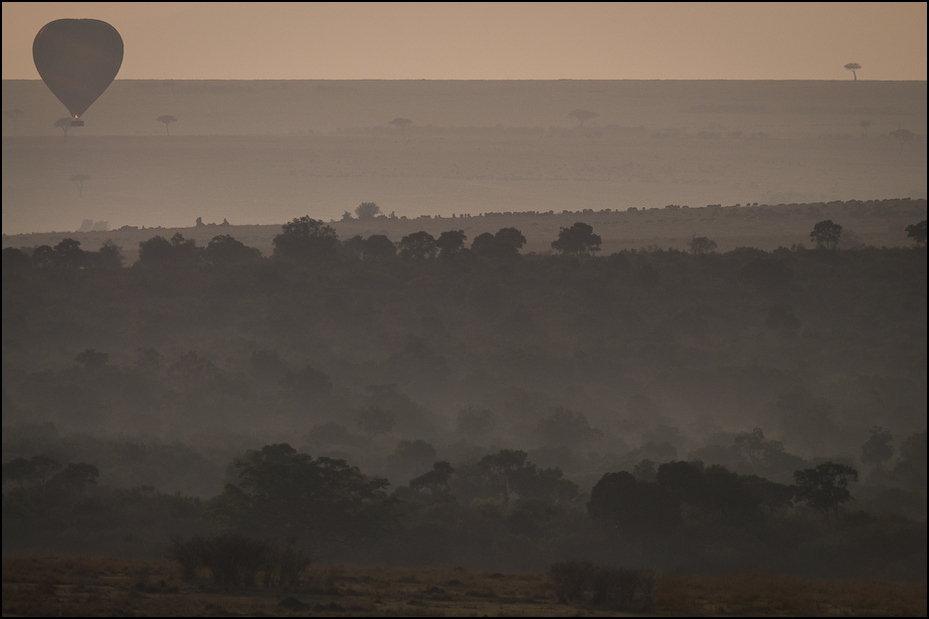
[3,2,927,81]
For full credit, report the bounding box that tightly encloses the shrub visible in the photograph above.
[549,560,654,610]
[166,533,310,588]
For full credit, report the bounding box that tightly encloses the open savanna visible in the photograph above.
[3,80,926,235]
[3,556,926,617]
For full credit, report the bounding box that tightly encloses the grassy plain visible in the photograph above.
[3,556,927,617]
[3,80,926,235]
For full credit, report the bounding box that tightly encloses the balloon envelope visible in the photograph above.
[33,19,123,119]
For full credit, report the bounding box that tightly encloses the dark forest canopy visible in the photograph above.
[2,206,927,577]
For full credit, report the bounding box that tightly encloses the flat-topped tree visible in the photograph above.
[389,117,412,131]
[70,174,90,197]
[156,115,177,136]
[568,109,599,127]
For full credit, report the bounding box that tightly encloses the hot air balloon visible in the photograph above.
[33,19,123,126]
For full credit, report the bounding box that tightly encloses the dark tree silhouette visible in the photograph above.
[96,239,124,269]
[436,230,467,257]
[793,462,858,517]
[70,174,90,197]
[356,406,395,440]
[890,128,917,152]
[204,234,262,263]
[272,216,339,262]
[355,202,381,221]
[207,444,393,548]
[905,220,927,247]
[3,108,24,129]
[362,234,397,260]
[810,220,843,250]
[3,456,61,489]
[551,222,602,254]
[587,471,680,534]
[53,462,99,495]
[471,227,526,259]
[536,408,601,446]
[479,449,530,505]
[389,117,412,130]
[568,109,599,127]
[861,427,894,467]
[75,348,108,368]
[398,231,437,260]
[54,117,73,139]
[844,62,861,80]
[688,235,718,255]
[156,115,177,136]
[136,233,202,266]
[53,238,85,268]
[409,461,454,498]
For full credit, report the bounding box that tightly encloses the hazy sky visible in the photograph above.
[3,2,927,81]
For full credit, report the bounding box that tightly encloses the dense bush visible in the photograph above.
[549,560,654,610]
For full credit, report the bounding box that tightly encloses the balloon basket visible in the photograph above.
[70,120,84,127]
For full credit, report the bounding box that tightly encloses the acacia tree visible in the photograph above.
[389,117,412,131]
[844,62,861,80]
[70,174,91,197]
[157,115,177,136]
[890,128,917,152]
[54,117,73,139]
[810,219,842,250]
[568,109,599,127]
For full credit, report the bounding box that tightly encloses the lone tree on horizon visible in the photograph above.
[810,219,843,250]
[157,115,177,136]
[844,63,861,80]
[568,109,599,127]
[389,117,412,131]
[70,174,91,198]
[355,202,382,221]
[54,117,73,139]
[890,128,917,152]
[552,222,602,254]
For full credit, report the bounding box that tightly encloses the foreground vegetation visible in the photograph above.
[3,556,926,617]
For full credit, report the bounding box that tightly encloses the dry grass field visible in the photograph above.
[3,80,926,236]
[3,556,926,617]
